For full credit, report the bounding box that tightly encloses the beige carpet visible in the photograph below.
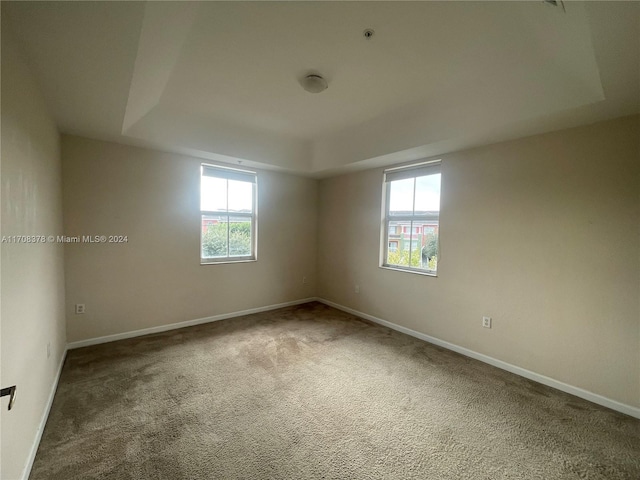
[30,302,639,479]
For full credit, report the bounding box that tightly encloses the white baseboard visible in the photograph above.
[317,298,640,420]
[21,346,68,480]
[67,298,318,350]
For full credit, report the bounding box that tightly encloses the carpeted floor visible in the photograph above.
[30,302,639,479]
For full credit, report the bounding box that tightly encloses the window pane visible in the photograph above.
[201,176,227,212]
[387,220,410,267]
[414,174,441,212]
[228,180,253,213]
[423,226,439,271]
[228,217,252,257]
[201,215,228,258]
[409,224,422,268]
[389,178,414,215]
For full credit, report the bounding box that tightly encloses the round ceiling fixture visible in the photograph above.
[301,74,328,94]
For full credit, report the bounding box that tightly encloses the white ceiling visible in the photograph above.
[3,1,639,177]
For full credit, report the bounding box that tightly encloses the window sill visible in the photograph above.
[201,258,256,265]
[379,264,437,277]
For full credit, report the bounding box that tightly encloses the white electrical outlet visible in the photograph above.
[47,342,51,358]
[482,316,492,328]
[75,304,85,314]
[355,284,360,294]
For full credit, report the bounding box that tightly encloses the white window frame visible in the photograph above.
[380,160,441,276]
[200,164,257,264]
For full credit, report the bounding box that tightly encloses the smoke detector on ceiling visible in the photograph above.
[301,74,328,94]
[543,0,566,11]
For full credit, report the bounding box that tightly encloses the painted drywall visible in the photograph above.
[62,136,317,343]
[1,19,66,480]
[317,115,640,409]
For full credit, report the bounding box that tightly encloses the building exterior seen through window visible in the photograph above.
[382,161,441,275]
[200,164,257,264]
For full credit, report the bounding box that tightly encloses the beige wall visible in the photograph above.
[62,136,317,343]
[318,115,640,408]
[1,19,66,480]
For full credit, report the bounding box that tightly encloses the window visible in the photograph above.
[388,241,398,252]
[381,161,441,275]
[200,164,257,263]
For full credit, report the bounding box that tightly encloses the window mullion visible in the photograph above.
[412,177,417,215]
[409,178,417,266]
